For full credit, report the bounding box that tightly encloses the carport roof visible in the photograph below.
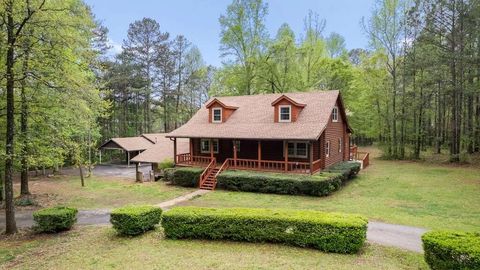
[99,137,154,152]
[131,137,189,163]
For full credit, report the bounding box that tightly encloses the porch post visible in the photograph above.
[309,142,314,175]
[173,138,177,164]
[210,139,214,160]
[257,141,261,169]
[189,138,193,164]
[233,140,237,168]
[284,140,288,172]
[127,151,130,167]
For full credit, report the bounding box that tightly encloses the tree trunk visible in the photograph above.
[20,34,31,196]
[4,0,18,234]
[79,166,85,187]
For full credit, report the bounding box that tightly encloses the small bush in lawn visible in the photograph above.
[422,230,480,270]
[33,206,78,233]
[163,207,368,254]
[325,161,361,181]
[110,205,162,236]
[163,167,203,187]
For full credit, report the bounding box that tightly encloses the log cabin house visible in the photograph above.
[166,90,354,190]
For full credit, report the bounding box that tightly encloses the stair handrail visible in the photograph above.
[199,157,216,187]
[214,159,230,179]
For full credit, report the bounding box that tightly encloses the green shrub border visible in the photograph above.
[422,230,480,270]
[163,207,368,254]
[110,205,162,236]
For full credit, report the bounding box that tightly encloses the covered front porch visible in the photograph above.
[173,138,324,174]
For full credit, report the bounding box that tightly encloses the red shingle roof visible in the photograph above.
[130,137,189,163]
[167,90,346,140]
[99,137,153,152]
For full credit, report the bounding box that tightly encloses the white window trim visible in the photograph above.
[278,105,292,123]
[338,138,342,153]
[212,107,222,123]
[200,139,219,154]
[332,106,339,122]
[326,141,330,157]
[284,141,308,158]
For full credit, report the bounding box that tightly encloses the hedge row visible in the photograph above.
[110,205,162,236]
[163,207,368,254]
[33,206,78,233]
[325,161,361,180]
[217,170,344,196]
[422,230,480,270]
[164,167,203,187]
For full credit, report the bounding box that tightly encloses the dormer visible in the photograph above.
[271,95,306,123]
[205,98,238,123]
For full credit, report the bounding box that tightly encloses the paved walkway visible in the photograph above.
[1,189,427,253]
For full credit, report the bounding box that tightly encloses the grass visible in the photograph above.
[0,226,427,270]
[13,175,195,209]
[182,150,480,231]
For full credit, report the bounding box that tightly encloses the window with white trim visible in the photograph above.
[279,105,291,122]
[338,138,342,153]
[332,106,338,122]
[200,139,219,154]
[325,141,330,157]
[212,108,222,123]
[286,142,308,158]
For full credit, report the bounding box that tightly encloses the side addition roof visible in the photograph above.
[99,137,154,152]
[130,137,189,163]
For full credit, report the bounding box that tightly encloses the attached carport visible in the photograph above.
[131,136,189,181]
[98,137,154,167]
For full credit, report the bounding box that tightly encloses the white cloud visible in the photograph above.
[107,39,123,56]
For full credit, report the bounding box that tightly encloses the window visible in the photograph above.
[212,108,222,123]
[286,142,308,158]
[332,106,338,122]
[338,138,342,153]
[279,105,291,122]
[200,139,219,154]
[325,141,330,157]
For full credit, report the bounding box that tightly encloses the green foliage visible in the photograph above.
[158,159,175,170]
[110,205,162,236]
[33,206,78,233]
[163,167,203,187]
[14,196,36,207]
[216,170,343,196]
[163,207,368,254]
[325,161,361,180]
[422,231,480,270]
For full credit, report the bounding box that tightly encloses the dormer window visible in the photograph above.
[212,108,222,123]
[332,106,338,122]
[279,105,291,122]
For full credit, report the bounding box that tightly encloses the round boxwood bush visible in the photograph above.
[33,206,78,233]
[422,230,480,270]
[110,205,162,236]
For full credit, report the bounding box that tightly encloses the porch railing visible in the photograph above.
[176,153,212,166]
[225,158,314,174]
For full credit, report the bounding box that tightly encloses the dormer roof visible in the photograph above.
[205,98,239,110]
[270,95,306,108]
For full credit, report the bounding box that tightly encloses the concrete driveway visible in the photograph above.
[61,163,152,178]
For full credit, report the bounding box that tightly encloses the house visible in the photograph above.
[166,90,353,190]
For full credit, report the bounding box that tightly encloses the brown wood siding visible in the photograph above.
[324,99,349,167]
[273,99,303,123]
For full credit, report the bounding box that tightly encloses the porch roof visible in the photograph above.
[167,90,350,140]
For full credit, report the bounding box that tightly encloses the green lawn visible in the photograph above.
[0,226,427,270]
[16,175,195,209]
[182,158,480,231]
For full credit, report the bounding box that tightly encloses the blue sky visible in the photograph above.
[84,0,374,67]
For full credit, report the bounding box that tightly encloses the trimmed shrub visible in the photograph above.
[110,205,162,236]
[325,161,361,181]
[33,206,78,233]
[216,170,343,196]
[422,230,480,270]
[164,167,203,187]
[163,207,368,254]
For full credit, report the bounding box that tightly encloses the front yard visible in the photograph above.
[0,226,427,270]
[181,156,480,231]
[12,175,195,210]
